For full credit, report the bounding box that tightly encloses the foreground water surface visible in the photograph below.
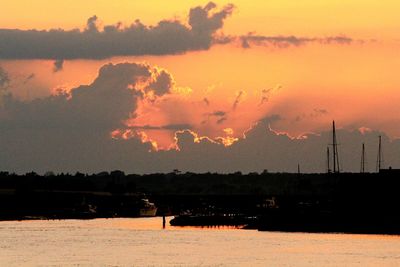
[0,217,399,266]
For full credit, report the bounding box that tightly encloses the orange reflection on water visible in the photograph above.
[104,217,244,231]
[2,217,400,266]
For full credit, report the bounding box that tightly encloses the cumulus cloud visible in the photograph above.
[0,62,185,172]
[166,119,400,174]
[0,61,174,154]
[0,2,234,60]
[145,69,174,97]
[0,2,361,61]
[1,62,399,174]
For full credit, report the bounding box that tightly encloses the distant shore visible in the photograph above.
[1,170,400,234]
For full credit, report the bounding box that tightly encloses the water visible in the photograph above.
[0,218,399,266]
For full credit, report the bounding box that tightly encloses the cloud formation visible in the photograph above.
[53,59,64,72]
[206,110,228,125]
[1,62,399,174]
[168,119,400,174]
[128,124,193,131]
[0,62,174,141]
[0,2,361,61]
[240,34,353,48]
[295,108,329,122]
[232,90,244,110]
[2,104,399,175]
[0,62,180,172]
[0,2,234,60]
[0,66,10,90]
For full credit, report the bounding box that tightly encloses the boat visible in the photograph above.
[257,197,279,209]
[139,198,158,217]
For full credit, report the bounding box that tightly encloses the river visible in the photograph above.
[0,217,399,266]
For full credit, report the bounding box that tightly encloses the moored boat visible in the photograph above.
[139,198,158,217]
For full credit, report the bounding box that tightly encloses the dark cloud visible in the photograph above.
[216,117,227,124]
[259,96,268,106]
[295,108,329,122]
[204,110,228,125]
[145,69,174,97]
[0,62,176,173]
[259,114,282,124]
[0,66,10,90]
[23,73,35,84]
[232,91,244,110]
[129,124,193,131]
[0,62,173,138]
[259,85,281,106]
[189,2,234,41]
[53,59,64,72]
[212,33,233,45]
[86,15,100,33]
[214,111,228,124]
[0,3,361,61]
[240,34,353,49]
[1,63,399,174]
[0,2,234,60]
[210,110,226,117]
[170,120,400,174]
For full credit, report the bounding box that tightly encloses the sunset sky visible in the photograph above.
[1,1,400,173]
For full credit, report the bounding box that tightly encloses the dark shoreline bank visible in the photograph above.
[0,170,400,235]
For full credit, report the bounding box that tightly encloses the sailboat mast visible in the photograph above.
[332,121,340,173]
[361,143,365,173]
[332,121,336,173]
[327,147,331,173]
[376,135,382,172]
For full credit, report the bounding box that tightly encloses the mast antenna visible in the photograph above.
[327,147,331,173]
[376,135,384,172]
[332,121,340,173]
[361,143,366,173]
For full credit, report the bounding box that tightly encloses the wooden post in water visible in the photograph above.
[163,214,166,229]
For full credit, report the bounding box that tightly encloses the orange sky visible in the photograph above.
[1,1,400,148]
[2,0,400,39]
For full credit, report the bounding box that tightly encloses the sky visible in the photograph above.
[1,1,400,174]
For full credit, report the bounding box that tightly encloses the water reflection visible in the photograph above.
[0,218,399,266]
[82,217,245,231]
